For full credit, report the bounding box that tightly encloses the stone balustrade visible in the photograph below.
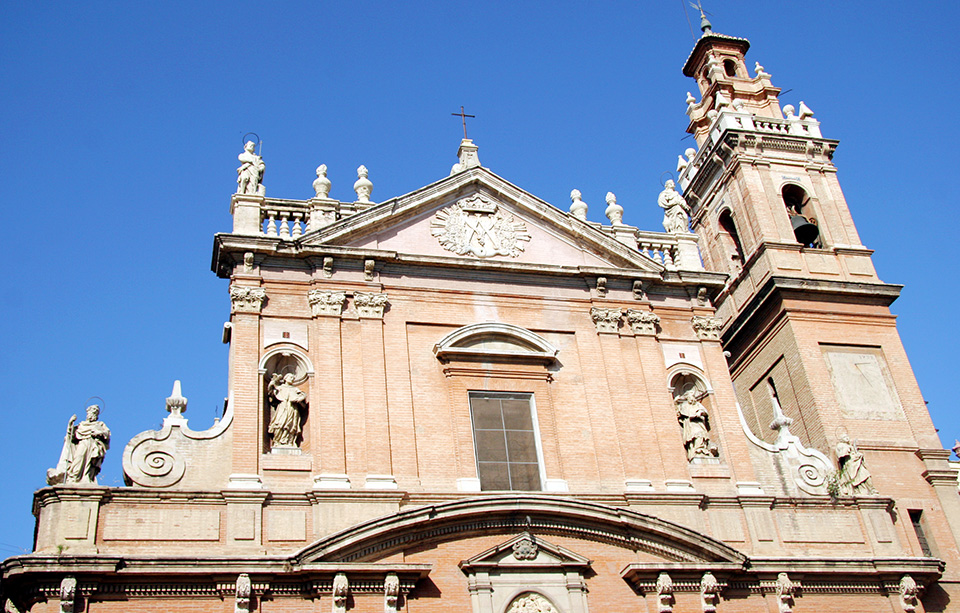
[262,201,310,238]
[636,232,679,269]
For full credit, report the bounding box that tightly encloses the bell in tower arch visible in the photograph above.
[782,184,820,247]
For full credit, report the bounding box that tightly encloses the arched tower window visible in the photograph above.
[781,184,821,248]
[723,58,738,77]
[717,210,745,273]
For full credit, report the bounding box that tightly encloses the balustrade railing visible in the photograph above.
[259,200,311,239]
[636,232,679,269]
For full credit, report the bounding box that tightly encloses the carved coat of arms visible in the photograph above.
[430,195,531,258]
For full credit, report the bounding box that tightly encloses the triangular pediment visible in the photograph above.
[301,167,663,273]
[460,532,591,570]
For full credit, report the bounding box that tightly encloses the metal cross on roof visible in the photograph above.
[451,106,476,139]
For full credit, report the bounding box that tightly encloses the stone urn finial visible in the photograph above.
[604,192,623,225]
[354,165,373,203]
[569,189,588,220]
[313,164,331,198]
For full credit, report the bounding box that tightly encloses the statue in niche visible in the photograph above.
[835,434,878,495]
[675,390,718,460]
[658,180,691,234]
[237,141,265,195]
[267,373,306,448]
[47,404,111,485]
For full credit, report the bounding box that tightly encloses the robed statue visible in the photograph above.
[46,404,111,485]
[237,141,265,195]
[658,180,691,234]
[675,390,718,460]
[267,373,306,448]
[836,434,878,495]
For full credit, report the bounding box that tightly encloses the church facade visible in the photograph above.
[3,22,958,613]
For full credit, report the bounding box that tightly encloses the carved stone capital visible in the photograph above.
[626,309,660,336]
[230,285,266,313]
[308,289,347,317]
[691,315,723,340]
[355,292,388,319]
[590,307,622,334]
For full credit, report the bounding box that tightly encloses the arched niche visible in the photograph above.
[716,208,745,273]
[259,346,314,453]
[504,592,562,613]
[668,369,720,462]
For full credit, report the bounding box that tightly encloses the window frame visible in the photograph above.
[468,391,546,492]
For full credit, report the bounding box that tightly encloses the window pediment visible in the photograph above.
[434,323,559,364]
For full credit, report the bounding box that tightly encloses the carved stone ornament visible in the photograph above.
[505,593,558,613]
[899,574,919,613]
[59,577,77,613]
[590,307,622,334]
[775,573,795,613]
[237,141,265,195]
[355,292,388,319]
[430,195,531,258]
[332,573,349,613]
[626,309,660,336]
[691,315,723,340]
[700,572,720,613]
[656,572,674,613]
[569,189,588,220]
[676,390,719,461]
[512,536,538,560]
[230,285,267,313]
[308,289,347,317]
[384,573,400,613]
[235,573,252,613]
[267,373,306,449]
[354,165,373,203]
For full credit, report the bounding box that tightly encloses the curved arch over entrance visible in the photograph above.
[294,494,747,566]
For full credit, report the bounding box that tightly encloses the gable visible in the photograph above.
[302,167,663,273]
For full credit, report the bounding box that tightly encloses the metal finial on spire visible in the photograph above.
[690,1,712,33]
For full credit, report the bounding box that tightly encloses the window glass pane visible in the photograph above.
[509,463,542,491]
[501,399,534,430]
[471,398,503,429]
[478,462,511,491]
[474,430,508,462]
[505,430,538,463]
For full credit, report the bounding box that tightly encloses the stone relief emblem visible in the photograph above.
[512,536,538,560]
[505,593,558,613]
[430,195,531,258]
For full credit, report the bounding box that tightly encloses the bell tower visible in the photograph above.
[676,19,960,547]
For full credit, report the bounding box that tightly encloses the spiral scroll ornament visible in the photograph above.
[795,461,828,495]
[128,441,186,487]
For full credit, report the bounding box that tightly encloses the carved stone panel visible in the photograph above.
[822,346,905,420]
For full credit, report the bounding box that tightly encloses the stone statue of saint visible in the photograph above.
[675,390,718,460]
[658,180,691,234]
[836,434,878,495]
[267,373,306,447]
[47,405,111,485]
[237,141,265,195]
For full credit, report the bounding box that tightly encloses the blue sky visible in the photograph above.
[2,2,958,554]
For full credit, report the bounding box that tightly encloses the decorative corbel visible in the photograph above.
[235,573,252,613]
[59,577,77,613]
[384,573,400,613]
[332,573,349,613]
[656,572,674,613]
